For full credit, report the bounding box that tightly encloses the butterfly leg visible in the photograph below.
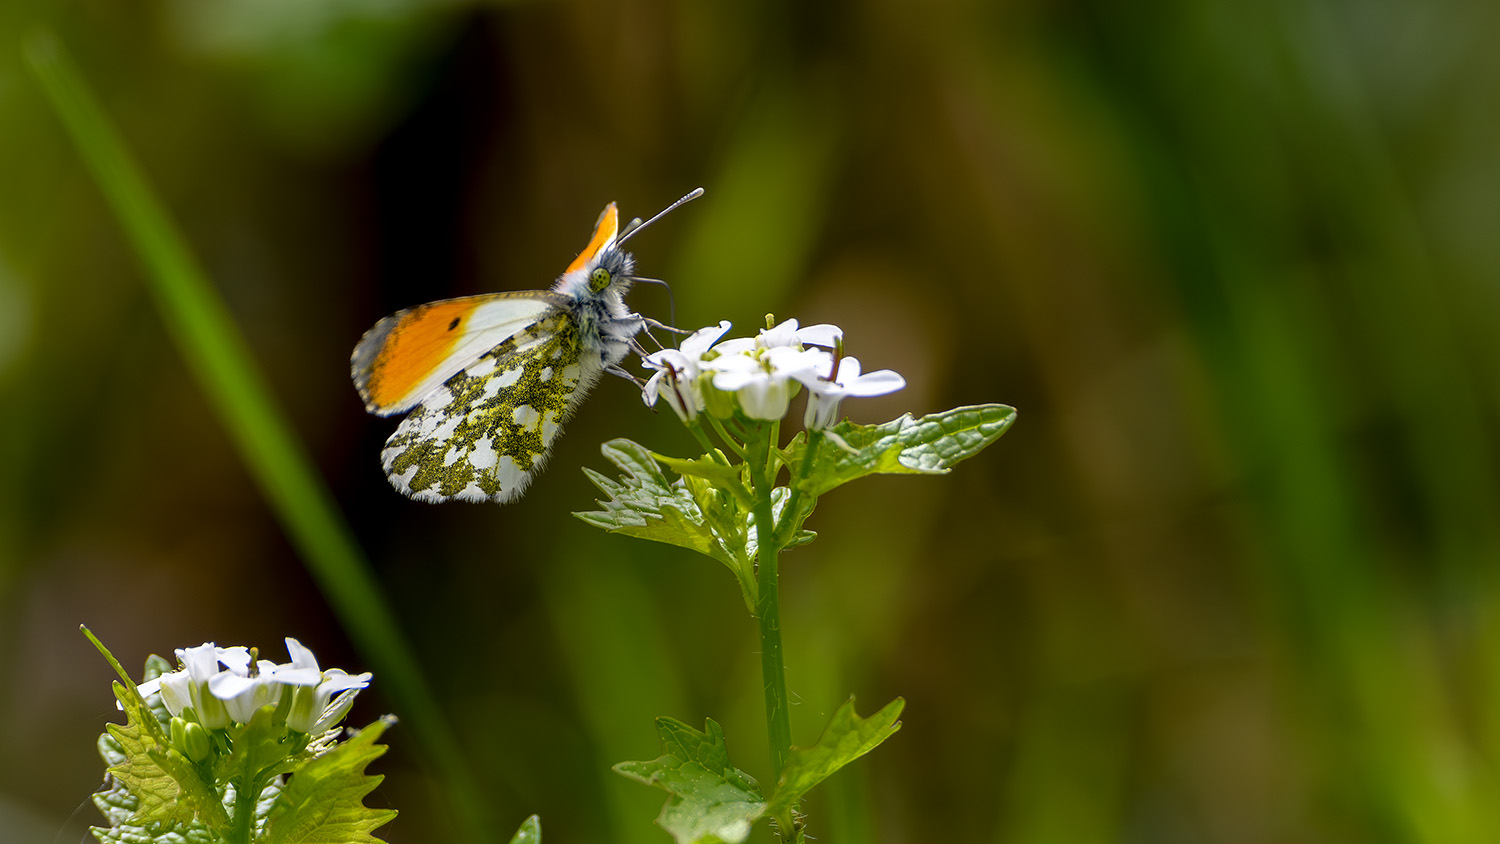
[641,316,690,335]
[605,363,647,386]
[636,318,689,355]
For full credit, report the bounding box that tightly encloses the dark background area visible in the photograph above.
[3,0,1499,842]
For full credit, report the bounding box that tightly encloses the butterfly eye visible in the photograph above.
[589,267,612,292]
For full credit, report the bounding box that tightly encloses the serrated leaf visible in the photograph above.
[577,439,764,576]
[105,681,226,829]
[614,717,766,844]
[786,405,1016,498]
[765,697,904,817]
[144,747,227,827]
[91,774,139,832]
[575,440,735,564]
[261,718,396,844]
[89,787,217,844]
[509,814,541,844]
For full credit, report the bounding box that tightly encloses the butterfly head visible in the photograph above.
[556,189,704,302]
[558,203,635,302]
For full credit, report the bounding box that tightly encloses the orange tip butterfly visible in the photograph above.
[351,188,703,503]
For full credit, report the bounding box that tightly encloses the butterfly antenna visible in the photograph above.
[630,276,678,327]
[616,187,705,247]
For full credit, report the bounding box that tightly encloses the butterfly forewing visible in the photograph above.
[380,311,601,503]
[352,293,565,416]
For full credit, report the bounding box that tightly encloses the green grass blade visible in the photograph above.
[22,30,487,842]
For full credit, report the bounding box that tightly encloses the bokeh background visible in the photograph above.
[4,0,1500,842]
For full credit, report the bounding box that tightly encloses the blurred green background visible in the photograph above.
[3,0,1499,842]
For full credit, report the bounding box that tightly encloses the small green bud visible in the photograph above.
[701,374,740,420]
[170,716,212,762]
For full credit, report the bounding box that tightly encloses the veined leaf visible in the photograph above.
[786,405,1016,498]
[89,773,217,844]
[765,697,903,817]
[106,681,227,830]
[614,717,766,844]
[262,718,397,844]
[576,440,740,569]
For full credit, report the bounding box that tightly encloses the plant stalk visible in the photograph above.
[228,774,261,844]
[747,428,793,780]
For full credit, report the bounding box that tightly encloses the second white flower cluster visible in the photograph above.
[641,319,905,428]
[136,638,371,736]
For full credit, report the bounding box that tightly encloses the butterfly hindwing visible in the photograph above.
[380,311,600,503]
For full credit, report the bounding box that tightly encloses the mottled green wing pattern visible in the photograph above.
[381,312,600,503]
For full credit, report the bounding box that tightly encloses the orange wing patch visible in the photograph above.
[364,299,477,411]
[564,203,618,274]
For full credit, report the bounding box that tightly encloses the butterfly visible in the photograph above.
[351,188,702,503]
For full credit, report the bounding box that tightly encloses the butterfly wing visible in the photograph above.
[352,292,566,416]
[379,308,606,503]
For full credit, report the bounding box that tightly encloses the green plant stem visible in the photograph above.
[746,426,793,785]
[687,420,719,456]
[708,415,748,459]
[228,774,260,844]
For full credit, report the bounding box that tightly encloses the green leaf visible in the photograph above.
[216,704,305,786]
[786,405,1016,498]
[90,793,218,844]
[509,815,541,844]
[105,681,227,829]
[766,697,904,817]
[576,439,740,569]
[653,451,746,490]
[262,718,397,844]
[614,717,766,844]
[89,758,219,844]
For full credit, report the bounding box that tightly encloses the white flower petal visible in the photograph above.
[711,368,759,391]
[268,666,324,687]
[157,671,195,717]
[207,673,257,698]
[284,638,320,672]
[216,647,252,675]
[177,643,221,679]
[681,320,732,356]
[757,318,801,348]
[710,337,757,356]
[795,323,843,348]
[844,369,905,396]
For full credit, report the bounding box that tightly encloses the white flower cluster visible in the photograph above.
[642,319,906,428]
[135,639,371,735]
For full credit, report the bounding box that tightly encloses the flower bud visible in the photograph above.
[170,716,212,763]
